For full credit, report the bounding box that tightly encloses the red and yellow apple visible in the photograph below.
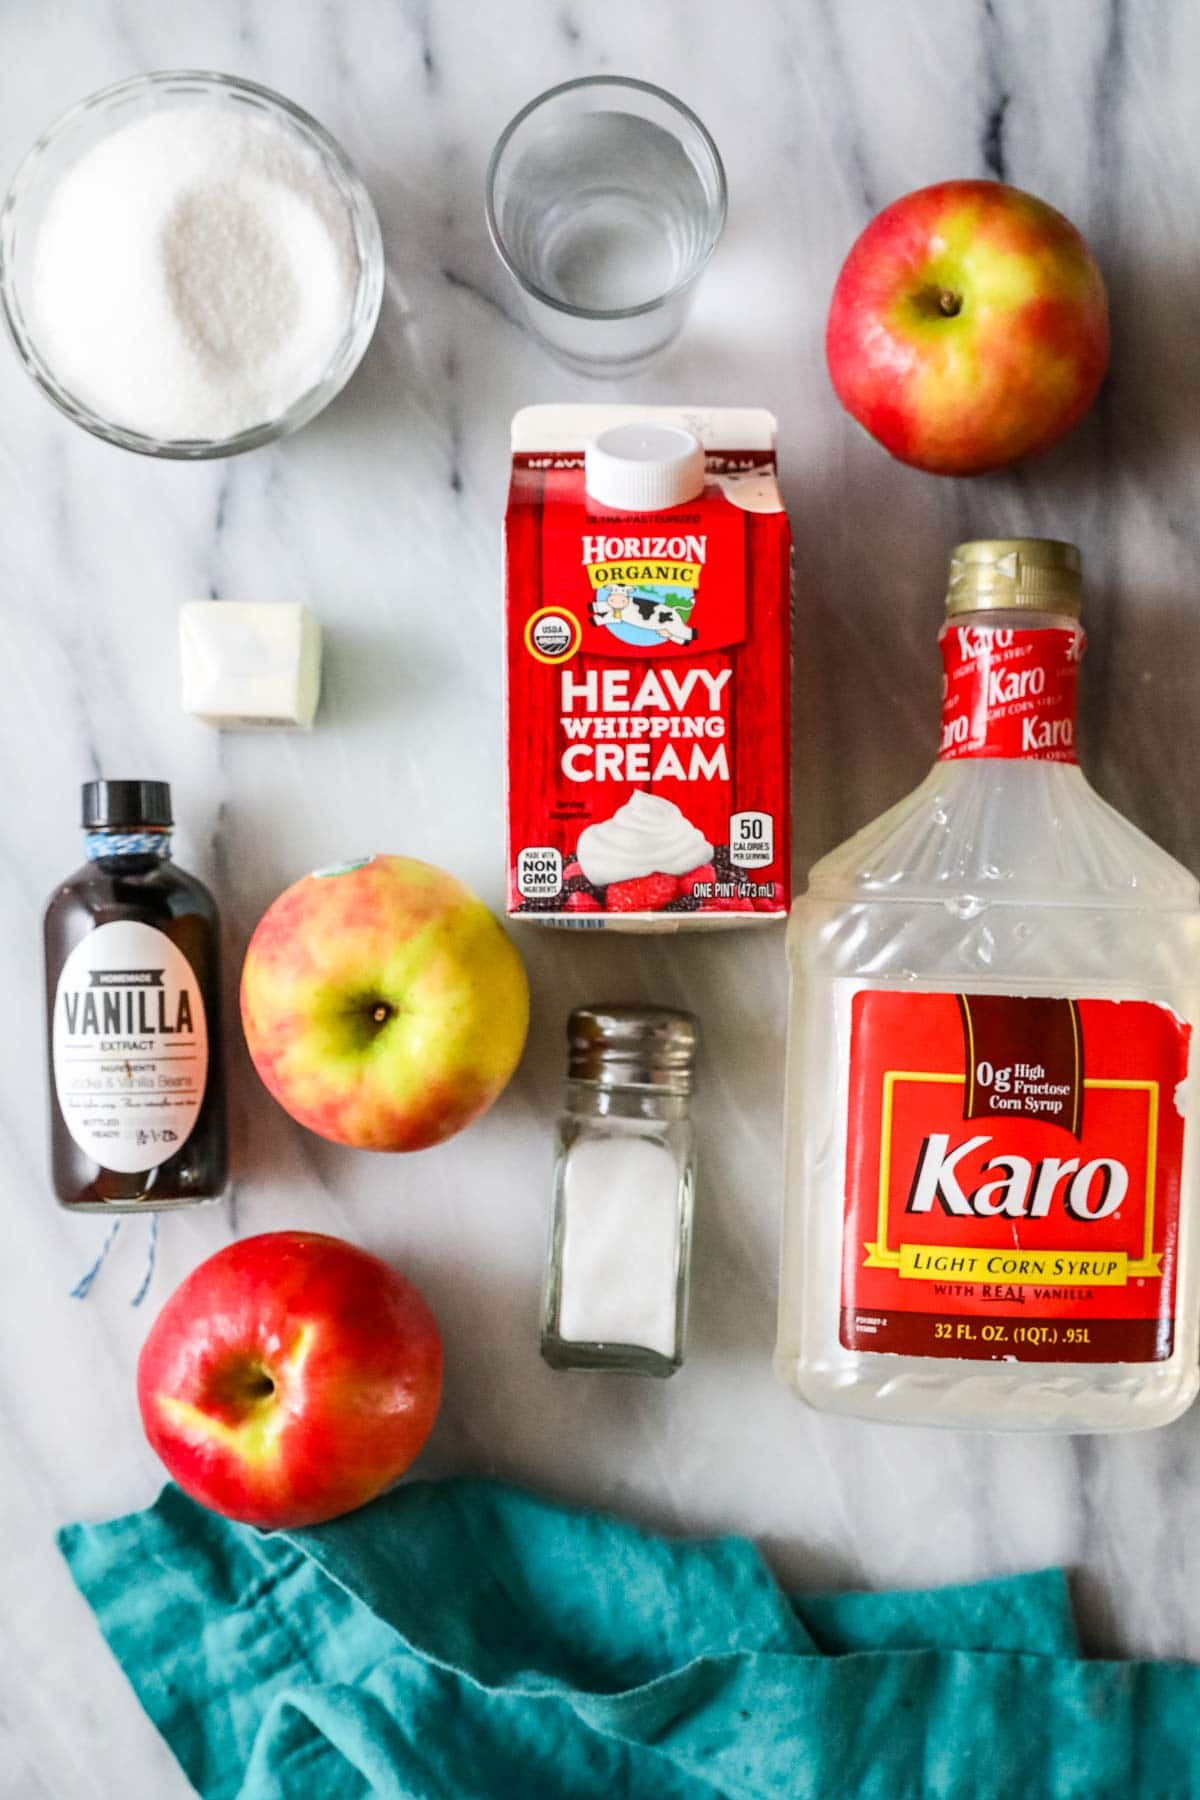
[137,1230,443,1528]
[826,179,1109,475]
[241,856,529,1153]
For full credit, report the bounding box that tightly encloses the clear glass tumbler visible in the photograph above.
[486,76,727,376]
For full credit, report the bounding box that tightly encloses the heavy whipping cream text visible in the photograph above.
[559,667,731,784]
[505,406,791,928]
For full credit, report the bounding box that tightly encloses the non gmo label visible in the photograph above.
[518,847,563,898]
[840,990,1191,1363]
[52,920,208,1174]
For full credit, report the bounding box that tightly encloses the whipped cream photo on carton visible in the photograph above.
[504,405,792,930]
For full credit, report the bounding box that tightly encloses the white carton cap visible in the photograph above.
[584,423,706,512]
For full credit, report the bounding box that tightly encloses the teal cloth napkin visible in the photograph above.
[59,1477,1199,1799]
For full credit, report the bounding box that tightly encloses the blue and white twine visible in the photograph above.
[69,1214,159,1306]
[84,831,171,860]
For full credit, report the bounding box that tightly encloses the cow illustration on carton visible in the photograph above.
[590,585,697,648]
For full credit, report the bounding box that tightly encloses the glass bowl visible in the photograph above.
[0,70,384,458]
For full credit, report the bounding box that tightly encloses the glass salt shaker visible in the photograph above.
[541,1004,697,1376]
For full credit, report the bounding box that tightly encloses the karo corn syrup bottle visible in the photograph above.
[778,539,1200,1431]
[43,781,226,1210]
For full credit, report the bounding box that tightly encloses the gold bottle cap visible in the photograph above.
[946,539,1082,618]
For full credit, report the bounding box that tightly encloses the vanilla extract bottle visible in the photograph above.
[44,781,226,1210]
[778,540,1200,1432]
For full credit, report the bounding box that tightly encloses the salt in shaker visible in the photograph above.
[540,1004,697,1375]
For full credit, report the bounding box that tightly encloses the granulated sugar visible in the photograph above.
[30,107,358,441]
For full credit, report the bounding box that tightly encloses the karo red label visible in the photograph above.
[841,990,1191,1363]
[938,624,1083,762]
[504,433,791,925]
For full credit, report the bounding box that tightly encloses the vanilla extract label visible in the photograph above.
[62,969,196,1038]
[52,919,208,1174]
[841,989,1191,1363]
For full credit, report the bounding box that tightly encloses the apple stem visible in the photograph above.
[939,290,963,318]
[372,1004,391,1025]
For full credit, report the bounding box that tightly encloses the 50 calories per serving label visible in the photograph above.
[52,920,208,1174]
[840,990,1192,1363]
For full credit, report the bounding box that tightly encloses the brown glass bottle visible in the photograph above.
[44,781,227,1210]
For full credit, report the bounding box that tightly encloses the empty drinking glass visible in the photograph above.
[485,76,727,375]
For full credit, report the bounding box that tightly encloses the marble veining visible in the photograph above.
[3,1,1200,1792]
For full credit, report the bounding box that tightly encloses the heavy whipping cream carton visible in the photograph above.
[504,405,792,930]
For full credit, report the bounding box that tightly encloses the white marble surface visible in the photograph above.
[3,0,1200,1792]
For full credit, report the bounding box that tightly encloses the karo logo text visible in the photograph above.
[905,1132,1127,1221]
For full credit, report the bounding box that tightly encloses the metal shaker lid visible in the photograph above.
[567,1004,698,1093]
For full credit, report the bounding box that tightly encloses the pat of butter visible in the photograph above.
[180,603,321,729]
